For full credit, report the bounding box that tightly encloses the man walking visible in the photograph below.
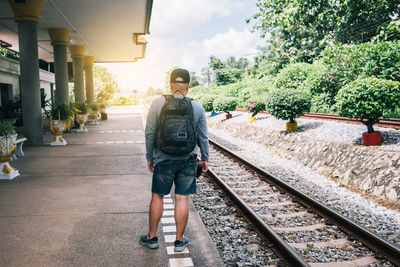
[140,68,209,252]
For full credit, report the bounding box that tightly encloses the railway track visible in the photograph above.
[235,108,400,130]
[207,138,400,266]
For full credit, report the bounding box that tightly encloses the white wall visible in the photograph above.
[0,56,55,105]
[0,56,20,104]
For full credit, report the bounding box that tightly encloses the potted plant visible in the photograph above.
[266,89,311,131]
[88,103,100,125]
[335,77,400,146]
[213,97,238,119]
[198,96,216,116]
[100,103,108,120]
[246,97,266,123]
[74,102,88,133]
[49,102,73,146]
[0,122,19,179]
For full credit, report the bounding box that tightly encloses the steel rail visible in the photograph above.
[209,138,400,266]
[207,168,309,267]
[235,108,400,130]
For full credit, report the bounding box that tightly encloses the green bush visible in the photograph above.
[246,97,266,116]
[0,121,16,136]
[50,102,73,121]
[74,102,88,114]
[197,96,215,112]
[266,89,311,122]
[301,62,341,112]
[89,103,101,113]
[335,77,400,133]
[213,97,238,114]
[275,63,313,90]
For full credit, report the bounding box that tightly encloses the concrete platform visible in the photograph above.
[0,105,224,267]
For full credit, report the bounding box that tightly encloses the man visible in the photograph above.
[140,68,209,252]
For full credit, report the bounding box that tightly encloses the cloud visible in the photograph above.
[150,0,244,37]
[178,27,264,70]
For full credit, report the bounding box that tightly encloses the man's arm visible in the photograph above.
[197,106,209,172]
[145,100,158,170]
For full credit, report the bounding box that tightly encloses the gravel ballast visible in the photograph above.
[207,112,400,246]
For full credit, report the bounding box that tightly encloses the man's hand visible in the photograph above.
[198,160,208,173]
[147,161,154,173]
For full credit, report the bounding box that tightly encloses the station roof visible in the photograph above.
[0,0,153,63]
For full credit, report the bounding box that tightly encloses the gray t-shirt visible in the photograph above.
[145,94,209,165]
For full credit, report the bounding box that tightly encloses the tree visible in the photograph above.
[208,56,248,86]
[189,72,200,88]
[200,67,212,86]
[335,77,400,133]
[146,87,154,96]
[248,0,400,70]
[93,66,118,104]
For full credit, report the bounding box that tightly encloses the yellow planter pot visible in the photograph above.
[75,113,88,133]
[50,119,68,146]
[248,117,256,124]
[286,122,298,131]
[87,112,99,125]
[0,134,20,180]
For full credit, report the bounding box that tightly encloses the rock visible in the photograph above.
[386,188,398,202]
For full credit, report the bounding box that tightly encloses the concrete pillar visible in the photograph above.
[8,0,44,146]
[83,56,95,104]
[68,45,86,103]
[48,28,71,104]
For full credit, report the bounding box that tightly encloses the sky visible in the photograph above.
[98,0,264,93]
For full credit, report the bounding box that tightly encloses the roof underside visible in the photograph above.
[0,0,152,62]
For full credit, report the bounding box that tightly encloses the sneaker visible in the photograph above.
[139,235,159,249]
[174,236,190,252]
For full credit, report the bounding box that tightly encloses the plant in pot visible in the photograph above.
[0,121,19,179]
[100,103,108,120]
[266,89,311,131]
[335,77,400,146]
[74,102,89,133]
[49,102,73,146]
[213,97,238,119]
[88,103,100,125]
[198,96,216,116]
[246,97,266,123]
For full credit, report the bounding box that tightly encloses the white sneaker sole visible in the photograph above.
[174,240,190,252]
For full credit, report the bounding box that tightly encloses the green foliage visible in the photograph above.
[209,56,249,86]
[376,19,400,41]
[112,96,134,105]
[197,96,215,112]
[89,103,100,113]
[93,66,118,104]
[249,0,399,68]
[299,40,400,111]
[0,47,19,61]
[275,63,313,90]
[50,102,73,121]
[0,121,16,136]
[74,102,88,114]
[213,97,238,114]
[246,97,266,116]
[335,77,400,133]
[267,89,311,122]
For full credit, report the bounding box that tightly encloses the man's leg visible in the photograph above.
[174,194,189,241]
[148,193,164,238]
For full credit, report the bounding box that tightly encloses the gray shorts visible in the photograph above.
[151,158,197,196]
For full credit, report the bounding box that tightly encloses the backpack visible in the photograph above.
[155,94,197,155]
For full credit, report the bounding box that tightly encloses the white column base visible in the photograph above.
[50,135,67,146]
[87,119,98,125]
[75,123,88,133]
[0,162,20,180]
